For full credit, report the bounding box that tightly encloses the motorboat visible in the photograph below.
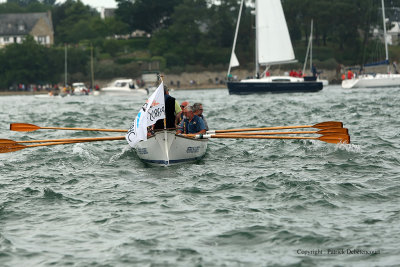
[101,79,149,94]
[72,82,89,95]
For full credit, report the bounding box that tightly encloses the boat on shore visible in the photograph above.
[135,130,208,166]
[226,0,322,94]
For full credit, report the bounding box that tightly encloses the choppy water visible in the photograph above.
[0,86,399,266]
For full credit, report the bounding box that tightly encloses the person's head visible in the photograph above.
[193,102,203,115]
[180,101,189,110]
[184,105,195,120]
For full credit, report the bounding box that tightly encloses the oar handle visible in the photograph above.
[204,134,317,140]
[191,134,350,144]
[211,125,313,133]
[213,131,318,135]
[16,136,125,143]
[207,121,344,134]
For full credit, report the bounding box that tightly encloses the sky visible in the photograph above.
[55,0,117,8]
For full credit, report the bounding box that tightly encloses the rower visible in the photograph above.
[176,106,206,135]
[175,101,189,127]
[193,102,209,131]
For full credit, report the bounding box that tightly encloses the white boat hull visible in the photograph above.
[101,79,149,95]
[101,87,148,94]
[135,131,208,166]
[342,74,400,89]
[318,78,329,86]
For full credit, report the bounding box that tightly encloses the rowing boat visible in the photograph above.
[134,130,208,166]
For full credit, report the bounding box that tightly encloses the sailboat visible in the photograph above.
[302,20,329,86]
[226,0,323,95]
[342,0,400,89]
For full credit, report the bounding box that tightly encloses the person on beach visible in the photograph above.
[193,102,209,131]
[393,61,398,74]
[176,106,206,135]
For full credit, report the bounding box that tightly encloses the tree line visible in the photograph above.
[1,0,400,89]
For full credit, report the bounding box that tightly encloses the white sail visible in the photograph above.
[256,0,296,65]
[227,0,244,77]
[230,52,240,68]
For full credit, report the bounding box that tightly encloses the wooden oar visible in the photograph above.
[0,136,125,145]
[213,128,348,136]
[10,123,127,132]
[207,121,343,134]
[192,133,350,144]
[0,141,86,153]
[0,136,126,153]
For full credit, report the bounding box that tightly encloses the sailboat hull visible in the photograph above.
[227,80,323,94]
[341,74,400,89]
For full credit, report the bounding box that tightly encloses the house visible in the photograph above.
[100,7,115,19]
[0,11,54,48]
[388,22,400,45]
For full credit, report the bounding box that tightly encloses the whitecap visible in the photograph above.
[109,145,132,163]
[71,143,100,162]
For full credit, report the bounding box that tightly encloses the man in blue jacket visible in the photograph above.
[176,106,206,135]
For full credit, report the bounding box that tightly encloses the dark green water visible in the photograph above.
[1,86,399,266]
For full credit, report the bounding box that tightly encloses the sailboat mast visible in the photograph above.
[381,0,389,73]
[64,44,67,86]
[310,19,313,72]
[255,0,259,77]
[302,19,313,74]
[227,0,244,77]
[91,44,94,89]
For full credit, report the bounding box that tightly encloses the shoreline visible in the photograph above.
[0,85,227,96]
[0,91,49,96]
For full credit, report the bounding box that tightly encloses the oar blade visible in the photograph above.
[317,128,348,135]
[0,139,17,145]
[0,144,26,153]
[313,121,343,129]
[318,134,350,144]
[10,123,40,132]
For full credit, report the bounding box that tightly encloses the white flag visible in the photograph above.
[230,52,240,68]
[125,82,165,147]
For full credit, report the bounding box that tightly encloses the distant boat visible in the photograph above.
[101,79,149,95]
[342,0,400,89]
[72,82,89,95]
[302,20,329,86]
[226,0,323,94]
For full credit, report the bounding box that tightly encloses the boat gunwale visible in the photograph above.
[146,130,208,142]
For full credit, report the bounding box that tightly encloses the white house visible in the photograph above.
[0,11,54,48]
[388,22,400,45]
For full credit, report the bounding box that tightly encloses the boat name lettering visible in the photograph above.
[137,148,148,154]
[186,146,200,153]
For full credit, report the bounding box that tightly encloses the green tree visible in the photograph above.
[52,0,98,44]
[115,0,184,33]
[0,36,61,86]
[149,0,208,66]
